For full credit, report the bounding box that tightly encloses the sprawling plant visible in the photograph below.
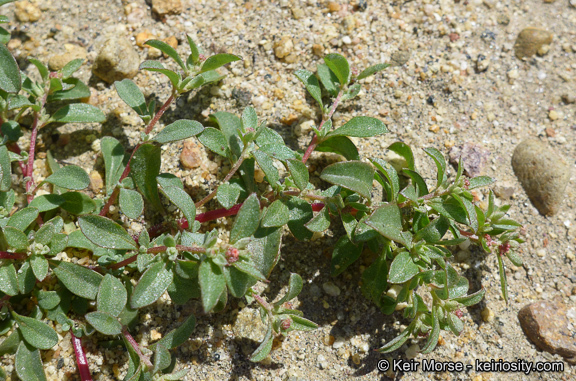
[0,2,523,379]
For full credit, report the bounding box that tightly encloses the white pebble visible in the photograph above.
[323,281,341,297]
[342,36,352,44]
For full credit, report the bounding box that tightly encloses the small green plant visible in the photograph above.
[0,2,524,378]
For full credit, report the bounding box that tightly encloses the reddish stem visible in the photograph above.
[0,251,26,260]
[71,332,93,381]
[122,328,153,368]
[107,245,205,269]
[311,203,325,212]
[25,121,39,204]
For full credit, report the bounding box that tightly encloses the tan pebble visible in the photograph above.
[89,171,104,193]
[481,307,495,322]
[151,0,182,16]
[537,44,550,56]
[323,335,335,346]
[48,45,88,71]
[281,114,299,126]
[437,336,446,346]
[470,111,477,120]
[180,140,203,169]
[274,88,284,99]
[352,353,361,365]
[548,110,559,121]
[113,364,120,378]
[150,329,162,341]
[284,53,298,63]
[135,30,155,48]
[514,28,553,59]
[274,36,293,59]
[545,127,556,137]
[327,1,341,12]
[15,1,42,23]
[163,36,178,50]
[312,44,324,57]
[254,168,265,183]
[444,140,455,148]
[291,7,304,19]
[429,124,440,133]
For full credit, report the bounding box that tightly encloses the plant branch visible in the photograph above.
[0,251,26,260]
[71,331,93,381]
[122,328,153,368]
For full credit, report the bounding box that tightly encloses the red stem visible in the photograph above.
[0,251,26,260]
[25,121,39,204]
[122,328,153,368]
[71,332,93,381]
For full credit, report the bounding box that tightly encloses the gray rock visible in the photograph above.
[390,50,410,66]
[152,0,182,16]
[93,37,140,84]
[512,138,570,216]
[232,308,266,342]
[518,300,576,364]
[449,142,490,178]
[322,281,341,297]
[514,28,553,59]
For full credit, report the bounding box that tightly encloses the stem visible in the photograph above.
[122,328,153,368]
[71,332,93,381]
[25,92,48,205]
[302,89,344,164]
[0,251,26,260]
[107,245,205,269]
[100,90,176,216]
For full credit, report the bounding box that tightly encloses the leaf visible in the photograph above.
[230,194,261,243]
[29,255,49,281]
[198,260,226,313]
[288,315,318,332]
[28,194,65,212]
[85,311,122,335]
[152,344,171,374]
[60,192,96,215]
[274,273,303,306]
[313,136,358,161]
[47,78,90,102]
[261,200,289,228]
[44,165,90,190]
[0,42,21,93]
[200,53,241,73]
[150,314,196,350]
[378,326,412,353]
[198,127,230,157]
[507,250,523,267]
[130,261,174,309]
[115,79,147,117]
[357,63,390,80]
[15,342,47,381]
[331,235,363,276]
[139,60,181,88]
[250,323,273,362]
[78,215,137,250]
[258,143,295,161]
[215,183,241,210]
[286,197,313,241]
[118,188,144,219]
[145,39,186,70]
[98,274,127,317]
[49,103,106,124]
[0,329,23,357]
[153,119,204,144]
[341,82,361,101]
[320,161,374,200]
[0,145,10,191]
[421,308,440,354]
[246,226,282,278]
[12,312,58,350]
[429,197,469,225]
[402,169,429,197]
[131,143,163,210]
[101,136,126,196]
[294,69,323,109]
[371,158,399,201]
[28,58,49,81]
[323,53,350,86]
[242,106,257,131]
[61,58,84,79]
[17,261,36,294]
[159,185,196,227]
[3,226,29,251]
[209,111,244,158]
[1,120,22,142]
[413,216,449,244]
[453,288,485,307]
[497,254,508,304]
[452,194,478,231]
[388,251,419,284]
[186,35,200,65]
[388,142,415,171]
[224,266,255,298]
[286,159,309,191]
[52,261,103,300]
[316,63,339,96]
[326,116,388,139]
[253,150,279,186]
[305,206,330,233]
[468,176,495,190]
[361,254,389,305]
[447,313,464,336]
[423,147,448,188]
[0,263,18,296]
[7,207,39,231]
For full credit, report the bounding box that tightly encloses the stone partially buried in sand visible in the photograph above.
[92,37,140,84]
[518,300,576,364]
[514,28,553,59]
[512,138,569,216]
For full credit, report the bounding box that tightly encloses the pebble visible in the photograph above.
[448,142,490,178]
[481,306,495,322]
[562,94,576,104]
[14,1,42,23]
[274,36,294,60]
[405,344,419,359]
[322,282,341,297]
[312,44,324,57]
[493,183,515,200]
[476,55,489,72]
[48,44,88,71]
[518,301,576,364]
[92,36,140,84]
[89,171,103,193]
[548,110,559,121]
[180,140,203,169]
[390,50,411,67]
[151,0,182,16]
[233,308,266,342]
[514,28,553,59]
[317,354,328,369]
[512,138,570,216]
[327,2,341,12]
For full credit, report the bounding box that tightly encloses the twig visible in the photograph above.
[71,331,93,381]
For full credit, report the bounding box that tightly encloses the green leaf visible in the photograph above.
[402,169,429,197]
[388,142,415,171]
[497,254,508,303]
[115,79,147,117]
[453,288,485,307]
[47,78,90,102]
[131,143,163,210]
[3,226,29,251]
[118,188,144,219]
[12,312,58,350]
[341,82,361,101]
[15,342,47,381]
[331,235,363,276]
[423,147,448,188]
[131,262,174,309]
[29,255,48,281]
[452,194,478,231]
[0,42,21,93]
[50,103,106,124]
[388,251,419,284]
[0,329,23,357]
[28,194,65,212]
[315,136,360,161]
[97,274,127,317]
[152,344,171,374]
[85,311,122,335]
[305,206,330,233]
[200,53,241,73]
[320,161,374,200]
[323,53,350,86]
[250,323,273,362]
[288,315,318,332]
[507,250,523,267]
[0,145,10,191]
[7,207,39,231]
[224,265,254,298]
[37,290,60,310]
[261,200,289,228]
[258,143,295,161]
[159,185,196,227]
[150,314,196,350]
[468,176,495,190]
[253,150,279,186]
[242,106,257,131]
[286,197,313,241]
[198,127,230,157]
[447,313,464,336]
[78,215,137,250]
[44,165,90,190]
[186,35,200,65]
[7,94,34,111]
[17,261,35,294]
[378,325,412,353]
[28,58,49,81]
[371,158,399,201]
[246,226,282,278]
[357,63,390,80]
[294,69,323,109]
[0,263,18,296]
[209,111,243,158]
[100,136,126,196]
[361,254,389,306]
[275,273,303,306]
[413,216,449,244]
[286,159,309,191]
[316,63,339,96]
[139,60,182,88]
[326,116,388,139]
[145,39,186,70]
[421,308,440,354]
[230,193,260,243]
[60,192,96,214]
[154,119,203,144]
[199,259,226,313]
[52,261,103,300]
[216,183,241,210]
[1,120,22,142]
[61,58,84,79]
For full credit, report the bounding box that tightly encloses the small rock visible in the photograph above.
[449,142,490,178]
[323,282,341,297]
[312,44,324,57]
[327,1,341,12]
[514,28,553,59]
[476,55,489,72]
[537,44,550,56]
[545,127,556,137]
[93,36,140,84]
[481,306,495,322]
[507,69,519,80]
[48,45,88,71]
[231,88,252,107]
[14,1,42,23]
[89,171,103,193]
[497,14,510,25]
[548,110,559,121]
[512,138,570,216]
[390,50,410,66]
[233,308,267,342]
[180,140,203,169]
[518,300,576,364]
[317,354,328,369]
[274,36,294,59]
[561,94,575,104]
[493,183,515,200]
[151,0,182,16]
[135,30,155,48]
[291,7,304,20]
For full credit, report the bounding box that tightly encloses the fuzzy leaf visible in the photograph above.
[413,216,449,244]
[131,143,163,210]
[115,79,147,117]
[145,39,186,69]
[153,119,204,144]
[371,158,399,201]
[242,106,257,131]
[286,159,309,191]
[139,60,181,88]
[388,251,419,284]
[305,206,330,233]
[7,207,39,231]
[249,324,273,362]
[316,136,359,160]
[388,142,415,171]
[198,127,229,157]
[118,188,144,219]
[275,273,303,306]
[468,176,495,190]
[0,42,21,93]
[0,145,10,191]
[199,260,226,313]
[365,203,412,247]
[50,103,106,124]
[78,215,137,250]
[423,147,448,188]
[323,53,350,86]
[230,193,260,244]
[261,200,289,228]
[320,161,374,200]
[294,69,323,109]
[101,136,126,196]
[286,197,313,241]
[15,342,47,381]
[253,150,279,186]
[86,311,122,335]
[258,143,295,161]
[97,274,127,317]
[3,226,29,251]
[421,308,440,354]
[52,261,103,300]
[159,185,196,227]
[216,183,241,210]
[186,35,200,65]
[357,63,390,80]
[246,226,282,278]
[316,63,339,96]
[0,263,18,296]
[61,58,84,79]
[224,266,254,298]
[28,194,65,212]
[331,235,363,276]
[131,261,173,309]
[29,255,48,281]
[44,165,90,190]
[150,314,196,350]
[60,192,96,215]
[17,261,35,294]
[13,313,58,350]
[200,53,241,73]
[326,116,388,139]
